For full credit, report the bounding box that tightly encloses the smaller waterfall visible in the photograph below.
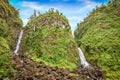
[14,30,23,55]
[78,47,89,67]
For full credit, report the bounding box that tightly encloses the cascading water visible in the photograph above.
[14,30,23,55]
[78,47,89,67]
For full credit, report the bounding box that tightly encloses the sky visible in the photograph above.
[9,0,107,34]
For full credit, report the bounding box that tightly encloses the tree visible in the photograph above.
[38,11,41,15]
[108,0,112,4]
[29,15,34,19]
[33,9,37,17]
[102,0,105,6]
[56,10,59,15]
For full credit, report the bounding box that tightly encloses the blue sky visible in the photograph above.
[9,0,107,33]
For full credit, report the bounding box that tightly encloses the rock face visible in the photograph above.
[0,0,23,79]
[22,9,79,70]
[74,0,120,79]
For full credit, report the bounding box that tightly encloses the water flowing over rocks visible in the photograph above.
[78,47,89,67]
[14,30,23,55]
[76,47,104,79]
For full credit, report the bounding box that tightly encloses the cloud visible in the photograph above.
[21,1,61,11]
[10,0,102,32]
[21,1,45,10]
[68,16,80,20]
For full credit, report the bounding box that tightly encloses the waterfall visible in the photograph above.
[78,47,89,67]
[14,30,23,55]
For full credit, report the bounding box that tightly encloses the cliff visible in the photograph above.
[74,0,120,79]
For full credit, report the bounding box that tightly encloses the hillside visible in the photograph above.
[0,0,23,48]
[22,9,79,70]
[0,0,23,79]
[74,0,120,79]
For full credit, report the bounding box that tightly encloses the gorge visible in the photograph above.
[0,0,120,80]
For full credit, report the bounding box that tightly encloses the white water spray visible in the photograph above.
[78,47,89,67]
[14,30,23,55]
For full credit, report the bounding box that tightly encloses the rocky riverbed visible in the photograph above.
[10,53,104,80]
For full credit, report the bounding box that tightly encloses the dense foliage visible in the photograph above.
[0,0,23,48]
[0,37,14,79]
[74,0,120,79]
[23,10,79,70]
[25,8,70,31]
[0,0,23,79]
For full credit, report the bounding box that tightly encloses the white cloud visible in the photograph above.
[21,1,45,10]
[15,0,102,32]
[21,1,61,11]
[19,1,63,26]
[68,16,81,20]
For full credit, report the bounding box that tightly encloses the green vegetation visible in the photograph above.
[0,0,23,79]
[0,0,23,48]
[26,8,70,31]
[0,37,15,79]
[75,0,120,79]
[23,10,79,70]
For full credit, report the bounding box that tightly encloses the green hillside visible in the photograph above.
[22,9,79,70]
[74,0,120,79]
[0,0,23,79]
[0,0,23,48]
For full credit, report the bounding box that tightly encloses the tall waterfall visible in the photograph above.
[78,47,89,67]
[14,30,23,55]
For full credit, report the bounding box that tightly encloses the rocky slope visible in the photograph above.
[10,53,103,80]
[74,0,120,79]
[0,0,22,79]
[22,9,79,70]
